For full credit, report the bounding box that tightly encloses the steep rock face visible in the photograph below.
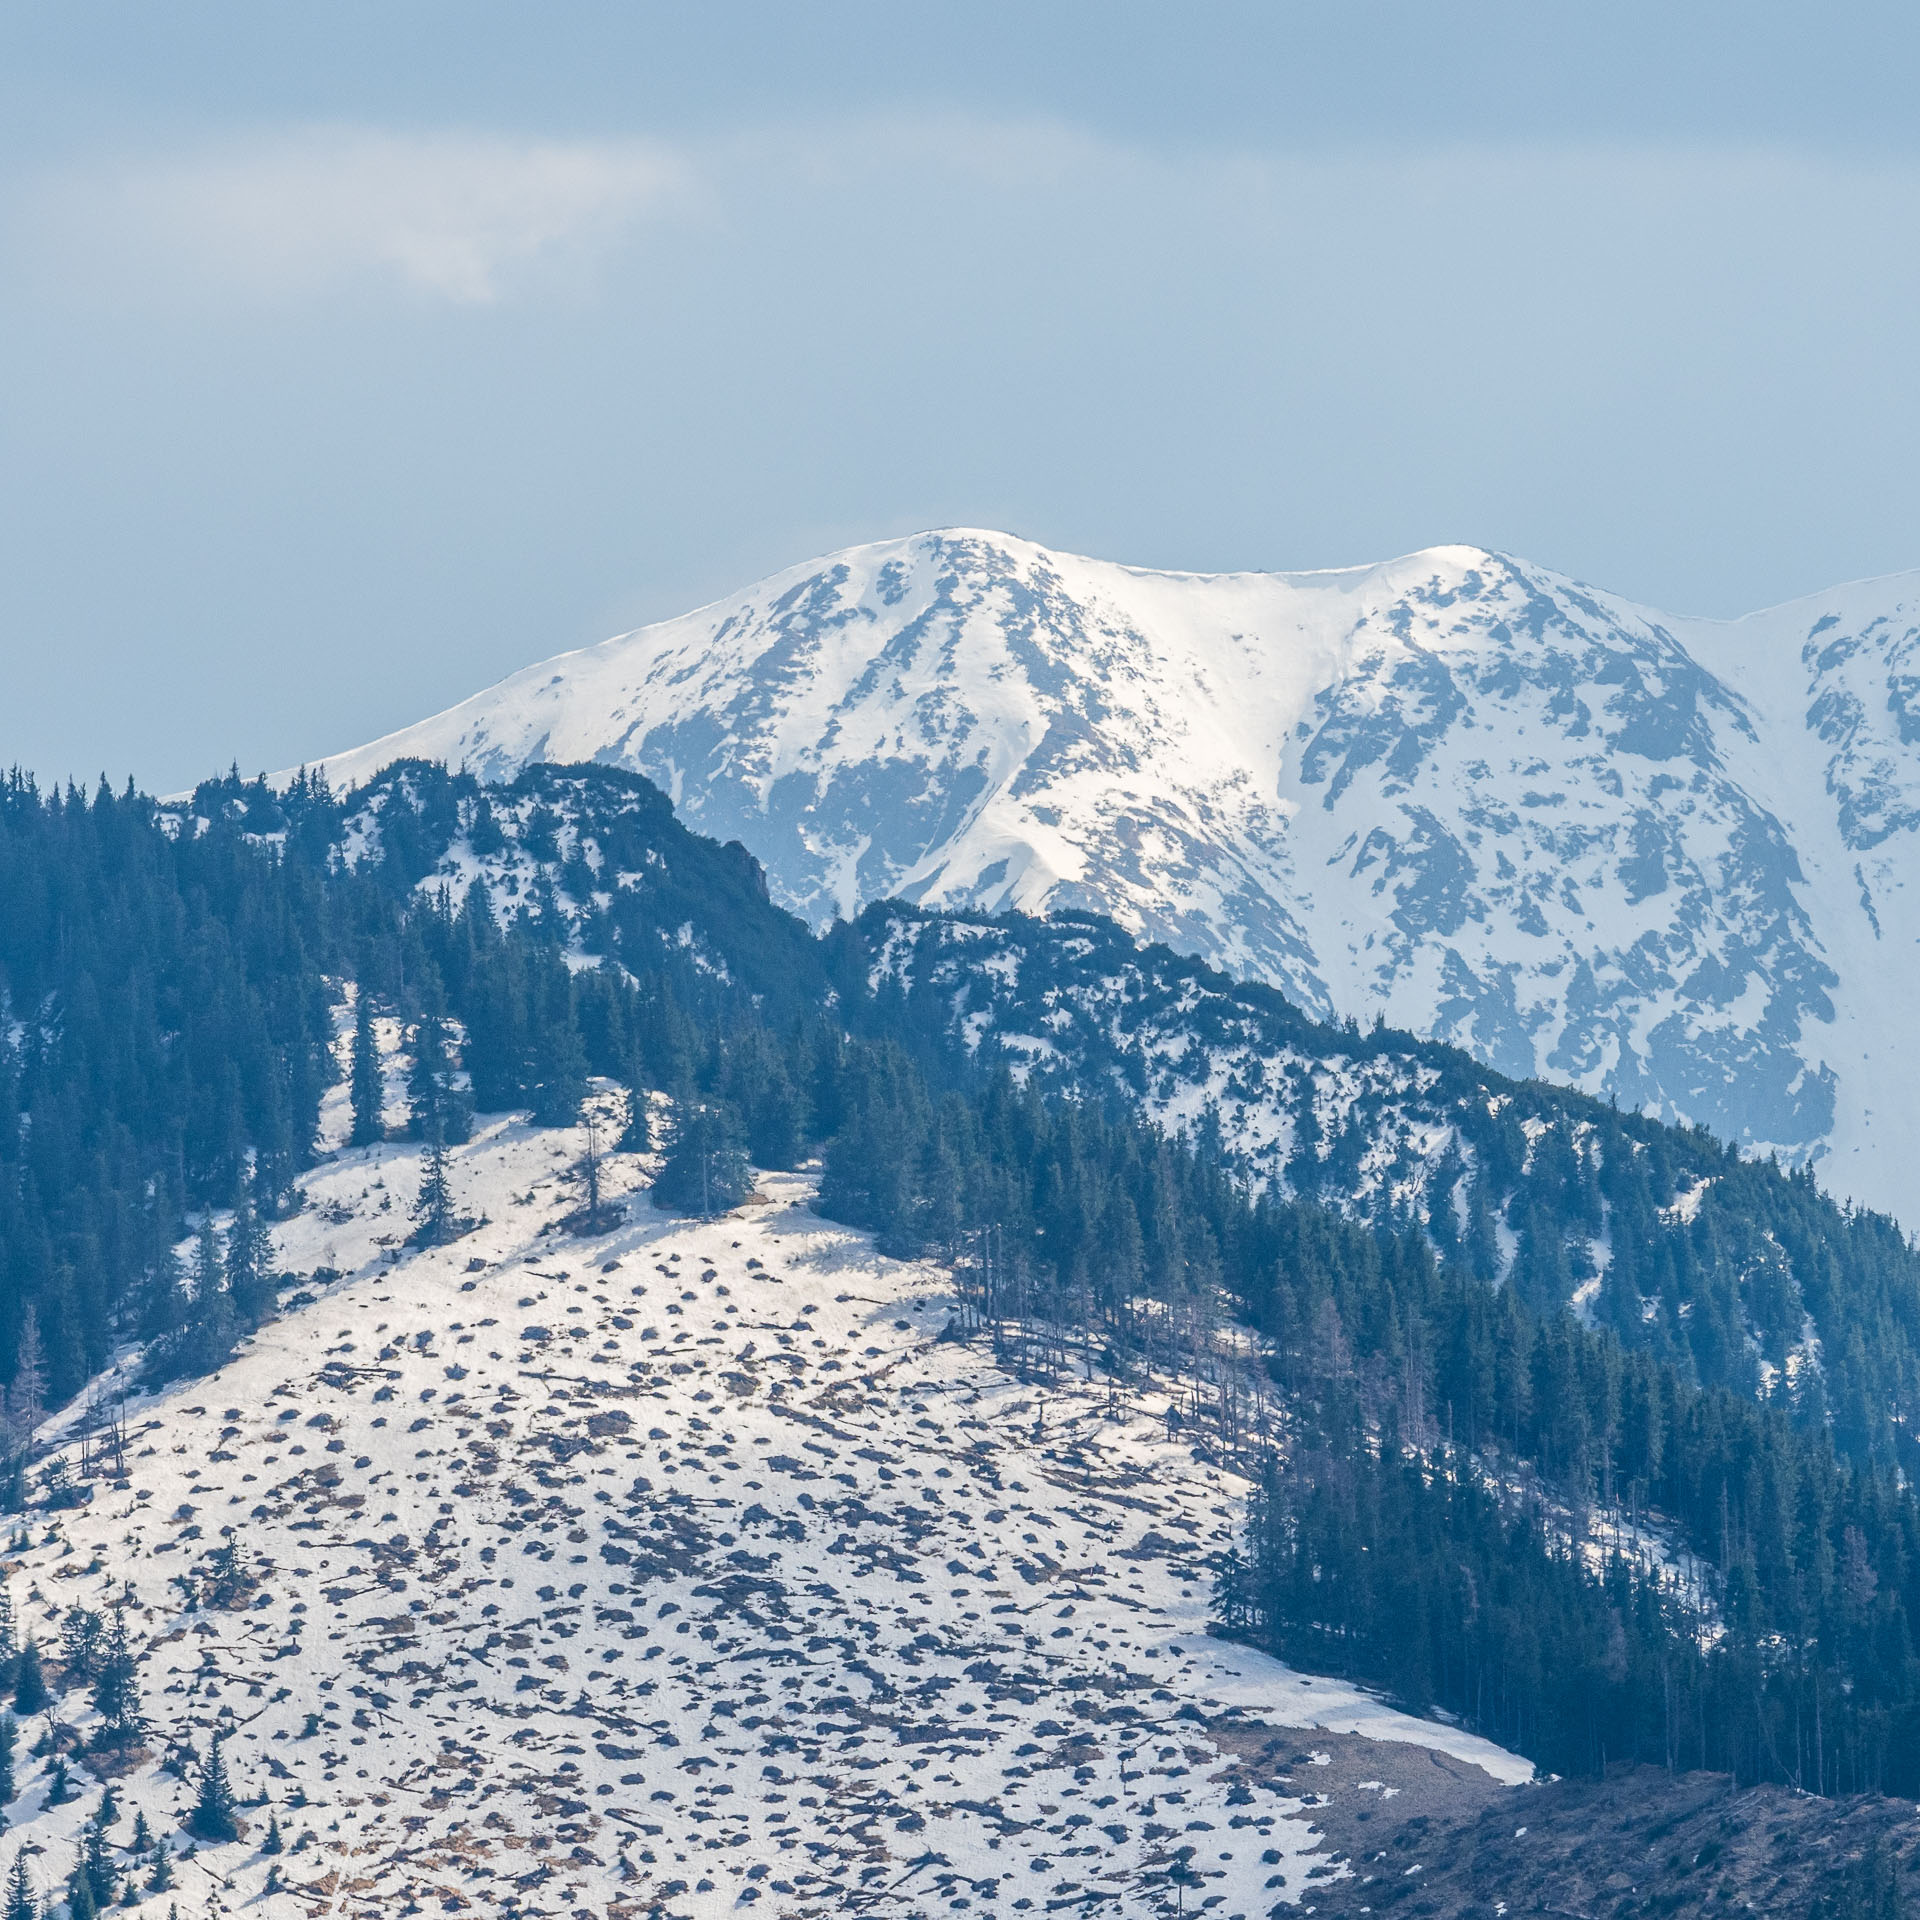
[306,531,1920,1215]
[1676,575,1920,1215]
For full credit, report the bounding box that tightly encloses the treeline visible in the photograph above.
[0,774,334,1404]
[8,760,1920,1791]
[0,761,846,1404]
[810,1038,1920,1794]
[1223,1413,1916,1795]
[852,906,1920,1480]
[1432,1100,1920,1475]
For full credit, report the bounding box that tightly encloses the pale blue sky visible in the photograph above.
[7,3,1920,790]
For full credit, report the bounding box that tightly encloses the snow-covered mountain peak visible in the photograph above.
[303,529,1920,1220]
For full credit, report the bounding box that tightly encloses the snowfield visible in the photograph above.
[1,1066,1525,1920]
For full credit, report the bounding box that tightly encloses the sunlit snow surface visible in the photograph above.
[7,1064,1523,1920]
[298,528,1920,1221]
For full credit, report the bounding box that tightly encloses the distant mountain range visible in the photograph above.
[305,530,1920,1220]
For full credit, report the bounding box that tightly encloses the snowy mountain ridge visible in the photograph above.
[304,530,1920,1220]
[212,765,1892,1441]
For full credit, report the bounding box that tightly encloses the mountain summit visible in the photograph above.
[307,529,1920,1218]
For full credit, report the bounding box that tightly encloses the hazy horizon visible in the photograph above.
[9,3,1920,790]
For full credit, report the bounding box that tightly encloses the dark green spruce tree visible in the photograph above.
[0,1853,30,1920]
[89,1607,142,1750]
[65,1850,97,1920]
[527,957,587,1127]
[406,1008,472,1145]
[651,1098,752,1216]
[573,1110,612,1231]
[223,1168,279,1330]
[11,1644,46,1717]
[619,1065,652,1153]
[187,1732,238,1841]
[411,1130,458,1248]
[79,1814,115,1908]
[349,989,384,1147]
[172,1212,237,1381]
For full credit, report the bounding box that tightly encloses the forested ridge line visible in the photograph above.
[840,901,1920,1476]
[5,758,1920,1791]
[809,1038,1920,1794]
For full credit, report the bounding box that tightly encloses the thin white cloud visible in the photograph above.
[22,111,1920,339]
[33,127,690,303]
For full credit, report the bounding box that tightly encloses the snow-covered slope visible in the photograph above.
[0,1037,1526,1920]
[304,531,1920,1217]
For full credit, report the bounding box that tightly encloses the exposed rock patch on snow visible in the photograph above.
[1,1073,1523,1920]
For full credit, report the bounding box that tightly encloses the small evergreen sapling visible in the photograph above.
[188,1733,239,1841]
[38,1455,82,1512]
[200,1540,250,1610]
[60,1606,103,1681]
[12,1645,46,1716]
[0,1853,29,1920]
